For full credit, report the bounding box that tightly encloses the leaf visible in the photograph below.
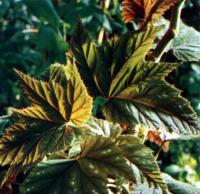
[131,183,163,194]
[20,159,108,194]
[70,20,162,97]
[162,173,200,194]
[116,135,168,192]
[0,63,92,172]
[103,61,200,136]
[20,134,168,193]
[172,21,200,62]
[0,121,74,167]
[78,135,135,182]
[70,19,100,96]
[122,0,178,26]
[85,117,122,139]
[14,63,93,126]
[20,135,134,194]
[131,173,200,194]
[23,0,62,26]
[78,135,167,192]
[0,116,10,135]
[37,25,67,55]
[159,18,200,62]
[70,21,200,136]
[109,26,162,97]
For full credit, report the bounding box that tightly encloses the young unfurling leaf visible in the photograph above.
[122,0,178,27]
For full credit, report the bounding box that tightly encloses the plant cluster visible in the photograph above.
[1,0,200,193]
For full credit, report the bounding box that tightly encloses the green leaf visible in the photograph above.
[159,18,200,62]
[20,159,108,194]
[78,135,135,182]
[131,173,200,194]
[162,173,200,194]
[0,116,10,135]
[20,135,133,194]
[23,0,62,26]
[20,134,168,193]
[116,135,168,193]
[85,117,122,139]
[14,63,93,126]
[172,21,200,62]
[131,184,162,194]
[76,134,167,192]
[70,20,162,98]
[37,25,67,54]
[103,61,200,135]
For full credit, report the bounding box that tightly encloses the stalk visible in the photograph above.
[153,0,185,62]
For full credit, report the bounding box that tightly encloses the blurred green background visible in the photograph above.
[0,0,200,187]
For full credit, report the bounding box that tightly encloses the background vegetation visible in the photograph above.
[0,0,200,189]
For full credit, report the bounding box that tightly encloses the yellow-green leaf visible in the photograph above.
[14,63,93,126]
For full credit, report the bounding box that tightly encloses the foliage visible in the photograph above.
[1,0,200,194]
[122,0,178,26]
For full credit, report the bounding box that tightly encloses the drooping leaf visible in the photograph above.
[78,135,135,182]
[77,134,167,192]
[20,135,134,194]
[122,0,178,26]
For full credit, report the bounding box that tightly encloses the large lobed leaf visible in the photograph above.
[20,128,168,193]
[70,20,200,136]
[70,19,162,97]
[0,63,93,168]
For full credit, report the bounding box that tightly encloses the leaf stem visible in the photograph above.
[153,0,185,62]
[155,140,168,160]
